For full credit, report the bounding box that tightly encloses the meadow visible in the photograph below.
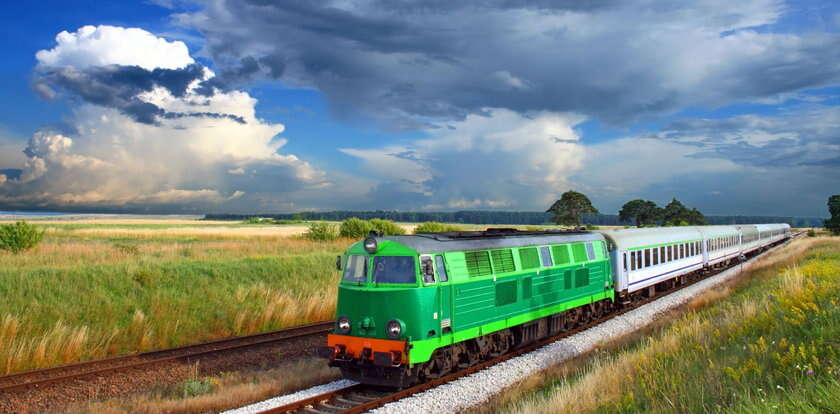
[0,218,355,374]
[486,237,840,414]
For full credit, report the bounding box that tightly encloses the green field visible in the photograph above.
[489,237,840,414]
[0,219,351,374]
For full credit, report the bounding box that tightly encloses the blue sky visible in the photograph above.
[0,0,838,217]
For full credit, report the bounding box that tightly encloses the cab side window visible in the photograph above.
[420,256,435,284]
[540,246,553,267]
[435,255,448,282]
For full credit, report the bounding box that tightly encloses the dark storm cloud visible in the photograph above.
[33,63,244,124]
[177,0,840,128]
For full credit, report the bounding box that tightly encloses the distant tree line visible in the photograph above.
[206,210,825,228]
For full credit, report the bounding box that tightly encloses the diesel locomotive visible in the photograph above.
[323,224,790,388]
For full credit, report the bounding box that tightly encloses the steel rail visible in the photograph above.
[0,320,334,394]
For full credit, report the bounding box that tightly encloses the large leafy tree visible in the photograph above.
[546,191,599,226]
[619,199,662,227]
[662,198,705,226]
[826,194,840,235]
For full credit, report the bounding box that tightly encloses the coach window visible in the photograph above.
[680,244,686,259]
[652,248,659,266]
[539,246,553,267]
[623,253,628,271]
[630,251,637,271]
[637,250,643,269]
[644,249,651,268]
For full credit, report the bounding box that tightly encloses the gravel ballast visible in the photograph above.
[371,245,786,414]
[220,379,357,414]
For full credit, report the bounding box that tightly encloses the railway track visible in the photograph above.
[259,235,801,414]
[0,320,333,395]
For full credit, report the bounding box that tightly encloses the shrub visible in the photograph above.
[305,222,338,241]
[369,218,405,235]
[0,221,44,254]
[181,377,218,397]
[414,222,465,233]
[808,229,817,237]
[339,217,373,239]
[585,224,601,230]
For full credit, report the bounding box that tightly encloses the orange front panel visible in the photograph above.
[328,334,408,362]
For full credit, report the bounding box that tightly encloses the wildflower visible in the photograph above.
[776,385,784,390]
[806,369,814,376]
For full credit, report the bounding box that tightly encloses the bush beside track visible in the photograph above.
[486,238,840,414]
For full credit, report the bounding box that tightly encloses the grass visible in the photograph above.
[0,220,354,374]
[482,237,840,414]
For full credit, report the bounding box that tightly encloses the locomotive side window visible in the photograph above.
[435,255,448,282]
[539,246,553,267]
[342,255,368,283]
[585,243,596,261]
[373,256,417,284]
[421,256,435,284]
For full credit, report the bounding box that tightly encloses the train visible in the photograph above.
[322,223,791,388]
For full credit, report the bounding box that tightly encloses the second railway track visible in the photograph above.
[0,320,333,395]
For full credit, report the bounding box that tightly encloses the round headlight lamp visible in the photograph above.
[363,237,378,254]
[337,316,351,334]
[386,319,404,339]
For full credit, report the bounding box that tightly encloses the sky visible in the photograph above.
[0,0,838,217]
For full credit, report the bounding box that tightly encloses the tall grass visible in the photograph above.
[0,227,349,374]
[494,238,840,414]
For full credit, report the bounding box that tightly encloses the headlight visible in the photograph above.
[386,319,403,338]
[337,316,351,334]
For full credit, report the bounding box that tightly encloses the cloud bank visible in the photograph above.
[0,25,328,212]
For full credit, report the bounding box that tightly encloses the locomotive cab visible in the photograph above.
[326,235,445,387]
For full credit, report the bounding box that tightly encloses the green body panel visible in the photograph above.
[334,237,615,365]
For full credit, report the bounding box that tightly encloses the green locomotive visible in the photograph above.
[325,229,613,387]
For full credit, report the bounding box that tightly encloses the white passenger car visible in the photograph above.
[597,227,704,295]
[697,226,742,266]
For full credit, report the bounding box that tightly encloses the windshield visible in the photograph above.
[342,255,368,283]
[372,256,417,284]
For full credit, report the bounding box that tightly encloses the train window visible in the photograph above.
[644,249,651,268]
[519,247,540,270]
[421,256,435,284]
[660,247,666,263]
[666,245,672,261]
[679,244,685,259]
[689,242,694,256]
[342,255,368,283]
[540,246,553,267]
[630,251,637,271]
[637,251,642,269]
[435,255,448,282]
[652,248,659,265]
[623,252,628,271]
[585,243,596,261]
[372,256,417,284]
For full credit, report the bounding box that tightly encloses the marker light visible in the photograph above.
[364,237,378,254]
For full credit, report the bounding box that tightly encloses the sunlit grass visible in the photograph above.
[0,222,352,374]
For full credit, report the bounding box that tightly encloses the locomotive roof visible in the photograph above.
[379,229,604,254]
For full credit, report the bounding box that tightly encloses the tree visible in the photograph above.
[546,191,599,226]
[826,194,840,235]
[619,199,662,227]
[662,198,705,226]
